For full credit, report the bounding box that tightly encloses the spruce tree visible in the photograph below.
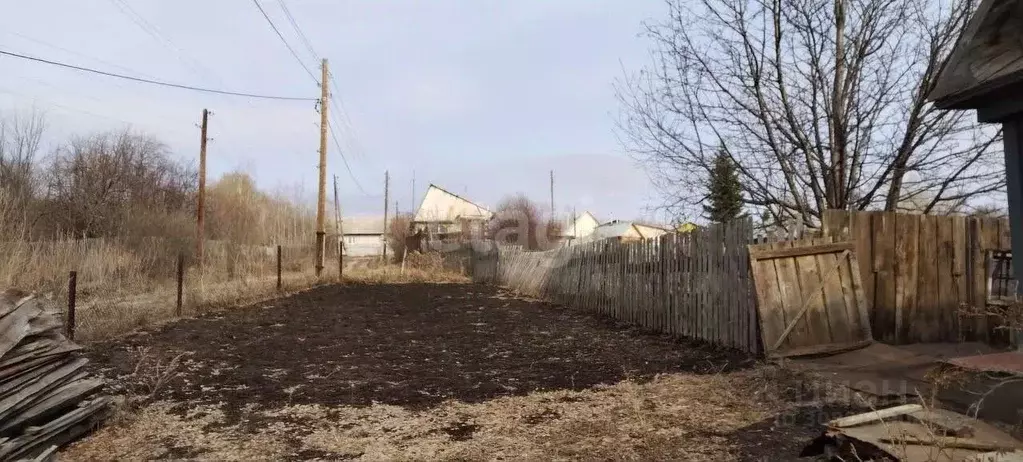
[703,151,744,223]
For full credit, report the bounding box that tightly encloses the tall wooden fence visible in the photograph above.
[471,219,760,353]
[821,210,1014,345]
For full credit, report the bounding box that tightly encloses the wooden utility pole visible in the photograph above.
[411,170,416,212]
[383,170,390,261]
[573,206,577,241]
[549,170,555,218]
[196,108,209,264]
[333,174,343,280]
[315,59,329,277]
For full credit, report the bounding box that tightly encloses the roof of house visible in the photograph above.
[929,0,1023,108]
[413,184,492,223]
[342,216,385,235]
[584,221,643,242]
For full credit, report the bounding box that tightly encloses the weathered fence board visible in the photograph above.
[822,210,1015,345]
[749,239,873,358]
[468,219,760,354]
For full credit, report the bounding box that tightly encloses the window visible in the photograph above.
[987,250,1017,305]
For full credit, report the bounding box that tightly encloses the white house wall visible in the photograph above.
[562,212,600,239]
[344,234,384,257]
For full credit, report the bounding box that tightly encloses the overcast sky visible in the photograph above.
[0,0,669,222]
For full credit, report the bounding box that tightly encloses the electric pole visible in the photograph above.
[315,59,329,277]
[333,174,343,280]
[383,170,390,261]
[197,108,209,264]
[549,170,555,219]
[411,170,416,214]
[573,206,577,242]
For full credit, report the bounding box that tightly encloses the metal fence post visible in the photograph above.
[176,253,184,316]
[66,271,77,341]
[277,245,283,291]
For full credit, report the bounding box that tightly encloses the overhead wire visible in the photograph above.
[250,0,319,84]
[8,31,163,81]
[327,117,369,195]
[108,0,224,85]
[250,0,371,193]
[0,49,318,101]
[276,0,319,63]
[327,74,368,163]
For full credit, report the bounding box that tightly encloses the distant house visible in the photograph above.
[559,211,600,245]
[341,216,385,257]
[632,222,671,239]
[413,184,493,244]
[574,219,672,244]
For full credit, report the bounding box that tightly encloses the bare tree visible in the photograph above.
[44,130,196,238]
[0,110,45,233]
[618,0,1004,229]
[488,195,562,251]
[386,213,414,262]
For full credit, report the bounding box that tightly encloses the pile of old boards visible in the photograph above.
[807,404,1023,461]
[0,290,114,461]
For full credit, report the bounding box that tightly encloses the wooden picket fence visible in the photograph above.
[468,210,1019,355]
[470,218,760,353]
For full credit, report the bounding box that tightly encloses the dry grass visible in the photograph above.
[63,366,799,461]
[0,237,336,341]
[345,252,470,284]
[0,237,472,341]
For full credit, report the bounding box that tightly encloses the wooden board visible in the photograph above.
[749,239,873,358]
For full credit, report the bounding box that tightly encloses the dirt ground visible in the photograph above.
[64,283,860,461]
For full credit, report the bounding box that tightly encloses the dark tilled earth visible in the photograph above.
[85,282,844,461]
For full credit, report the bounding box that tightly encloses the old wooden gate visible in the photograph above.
[749,238,873,358]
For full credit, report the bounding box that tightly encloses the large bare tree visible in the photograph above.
[618,0,1004,228]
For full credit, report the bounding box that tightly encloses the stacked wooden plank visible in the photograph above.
[803,404,1023,461]
[0,290,114,461]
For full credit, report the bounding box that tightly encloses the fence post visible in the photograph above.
[66,271,77,341]
[277,245,283,291]
[176,253,184,316]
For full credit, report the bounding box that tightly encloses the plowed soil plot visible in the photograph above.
[66,283,853,461]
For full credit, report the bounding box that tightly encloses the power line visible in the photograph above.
[108,0,224,86]
[250,0,319,84]
[327,76,367,162]
[0,49,318,101]
[327,117,368,195]
[9,32,162,81]
[276,0,319,63]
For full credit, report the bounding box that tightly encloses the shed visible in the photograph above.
[341,216,385,257]
[928,0,1023,349]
